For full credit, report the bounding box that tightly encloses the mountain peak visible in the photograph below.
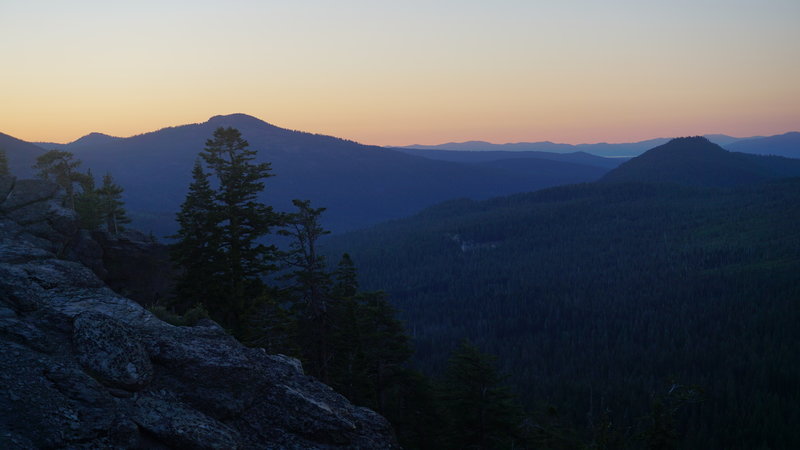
[44,132,124,150]
[69,132,119,146]
[206,113,276,129]
[662,136,717,148]
[669,135,711,144]
[645,136,727,158]
[81,132,112,138]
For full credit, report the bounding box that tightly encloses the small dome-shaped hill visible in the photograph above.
[601,136,800,187]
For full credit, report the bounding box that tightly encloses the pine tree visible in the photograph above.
[280,199,334,380]
[357,291,413,413]
[0,148,9,176]
[332,253,358,298]
[74,169,103,230]
[383,369,447,450]
[439,341,522,449]
[97,173,130,234]
[327,254,370,400]
[329,293,371,401]
[280,199,332,316]
[33,150,84,208]
[173,127,279,332]
[171,160,220,310]
[242,293,295,355]
[641,383,702,450]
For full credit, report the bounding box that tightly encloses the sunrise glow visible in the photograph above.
[1,0,798,145]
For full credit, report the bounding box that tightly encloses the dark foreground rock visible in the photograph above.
[0,176,399,449]
[88,228,176,306]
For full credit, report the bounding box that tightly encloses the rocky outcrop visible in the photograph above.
[79,229,176,306]
[0,176,399,449]
[0,175,175,306]
[0,176,77,256]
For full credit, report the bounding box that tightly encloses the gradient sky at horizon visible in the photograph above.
[1,0,798,146]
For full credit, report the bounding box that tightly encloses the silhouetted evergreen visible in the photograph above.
[34,149,88,209]
[280,200,333,316]
[33,153,128,233]
[242,292,296,355]
[438,341,522,449]
[0,148,8,176]
[275,208,418,417]
[166,132,423,443]
[331,253,358,298]
[171,160,219,310]
[280,199,335,381]
[381,368,447,450]
[171,128,280,332]
[200,127,280,331]
[97,172,130,234]
[325,288,431,449]
[74,169,103,230]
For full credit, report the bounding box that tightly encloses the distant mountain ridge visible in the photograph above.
[400,134,756,157]
[8,114,611,237]
[725,132,800,158]
[401,132,798,158]
[393,148,625,169]
[36,132,122,151]
[402,138,669,157]
[601,136,800,187]
[405,140,578,153]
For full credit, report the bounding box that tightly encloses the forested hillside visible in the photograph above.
[325,179,800,449]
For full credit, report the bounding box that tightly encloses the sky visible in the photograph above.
[1,0,798,146]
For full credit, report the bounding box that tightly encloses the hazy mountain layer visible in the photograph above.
[401,138,668,156]
[393,148,626,169]
[725,131,800,158]
[22,114,611,237]
[400,133,752,157]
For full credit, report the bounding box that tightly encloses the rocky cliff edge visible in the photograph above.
[0,175,399,449]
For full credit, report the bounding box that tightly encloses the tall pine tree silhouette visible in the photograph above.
[439,341,522,449]
[172,128,279,332]
[171,159,219,309]
[98,173,130,234]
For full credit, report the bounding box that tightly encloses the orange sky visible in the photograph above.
[1,1,798,146]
